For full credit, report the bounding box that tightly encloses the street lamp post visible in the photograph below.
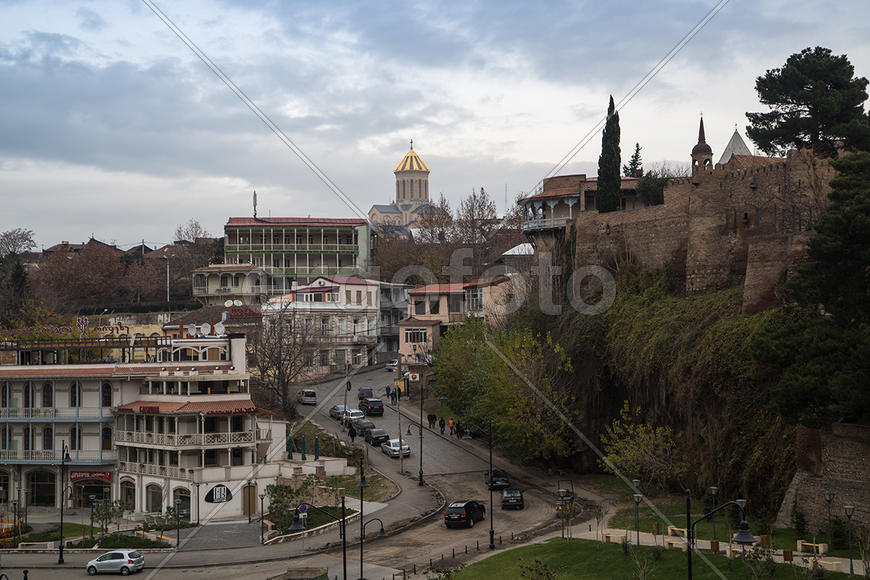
[12,500,18,546]
[175,498,181,550]
[89,494,96,540]
[416,349,425,487]
[844,505,855,576]
[192,482,201,526]
[289,498,348,580]
[247,480,253,524]
[57,441,72,564]
[686,490,757,580]
[259,493,266,544]
[360,517,388,580]
[358,459,369,580]
[824,490,835,551]
[488,421,495,550]
[709,486,719,541]
[633,492,643,546]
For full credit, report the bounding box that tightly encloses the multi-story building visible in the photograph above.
[0,334,288,521]
[398,283,466,365]
[375,282,410,357]
[261,276,380,377]
[193,217,372,305]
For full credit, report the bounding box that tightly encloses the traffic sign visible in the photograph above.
[298,504,307,514]
[408,373,420,382]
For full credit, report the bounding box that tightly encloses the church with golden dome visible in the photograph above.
[368,141,432,230]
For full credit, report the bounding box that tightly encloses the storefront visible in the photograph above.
[70,470,112,508]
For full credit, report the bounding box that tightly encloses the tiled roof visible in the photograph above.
[371,204,402,214]
[398,317,441,327]
[726,155,783,169]
[117,399,259,415]
[226,217,368,227]
[409,283,465,295]
[394,148,430,172]
[193,264,259,272]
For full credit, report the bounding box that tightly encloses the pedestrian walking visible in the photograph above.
[390,391,397,405]
[448,418,455,436]
[396,385,402,400]
[438,417,446,434]
[456,422,464,439]
[348,425,357,444]
[385,385,391,398]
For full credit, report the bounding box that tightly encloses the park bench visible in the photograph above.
[817,560,843,572]
[603,533,624,543]
[664,537,687,551]
[18,541,52,549]
[667,526,688,537]
[796,540,828,554]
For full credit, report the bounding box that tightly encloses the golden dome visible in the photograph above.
[394,144,430,173]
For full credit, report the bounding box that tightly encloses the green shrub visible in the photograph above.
[68,533,170,549]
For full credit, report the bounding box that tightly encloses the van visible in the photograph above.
[358,386,374,400]
[297,389,317,405]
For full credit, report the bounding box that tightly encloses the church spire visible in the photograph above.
[691,116,713,175]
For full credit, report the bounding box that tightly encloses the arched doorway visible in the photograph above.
[120,479,135,511]
[146,484,163,513]
[27,470,56,506]
[173,488,190,520]
[242,482,257,517]
[72,478,111,508]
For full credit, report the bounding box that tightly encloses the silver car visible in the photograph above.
[381,438,411,457]
[87,549,145,575]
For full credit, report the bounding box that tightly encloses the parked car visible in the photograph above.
[444,500,486,529]
[501,488,524,510]
[359,398,384,416]
[485,469,510,490]
[328,404,347,420]
[351,418,376,437]
[86,549,145,575]
[385,359,398,371]
[342,409,365,426]
[365,428,390,446]
[381,438,411,457]
[296,389,317,405]
[358,386,374,400]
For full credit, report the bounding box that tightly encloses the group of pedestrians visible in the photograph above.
[385,384,402,405]
[380,384,470,440]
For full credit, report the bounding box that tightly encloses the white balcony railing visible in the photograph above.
[0,449,117,462]
[118,461,190,480]
[0,407,112,420]
[522,217,570,231]
[115,430,271,447]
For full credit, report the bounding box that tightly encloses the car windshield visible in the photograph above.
[447,504,468,513]
[129,551,142,559]
[504,490,520,498]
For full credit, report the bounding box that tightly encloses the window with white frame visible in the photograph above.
[466,288,483,312]
[404,328,428,344]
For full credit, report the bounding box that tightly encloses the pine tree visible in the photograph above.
[622,143,642,177]
[597,96,622,213]
[746,47,870,156]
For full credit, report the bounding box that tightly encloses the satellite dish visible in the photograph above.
[233,300,243,307]
[224,300,233,308]
[185,324,197,337]
[201,323,211,335]
[213,322,226,335]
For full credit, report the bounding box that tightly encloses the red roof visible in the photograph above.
[226,217,368,227]
[399,317,441,327]
[409,283,465,295]
[117,399,259,415]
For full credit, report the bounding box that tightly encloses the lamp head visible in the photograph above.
[709,486,719,496]
[824,490,835,503]
[259,493,266,500]
[632,479,640,488]
[733,520,757,545]
[844,505,855,519]
[633,493,643,504]
[63,451,72,463]
[734,498,747,510]
[377,525,388,538]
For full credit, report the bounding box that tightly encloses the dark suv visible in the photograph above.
[501,488,524,510]
[444,500,486,529]
[359,398,384,416]
[485,469,510,490]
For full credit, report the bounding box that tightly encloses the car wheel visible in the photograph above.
[87,566,97,576]
[468,517,474,528]
[121,567,130,576]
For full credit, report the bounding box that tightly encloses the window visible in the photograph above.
[193,275,206,289]
[101,383,112,407]
[366,292,372,306]
[356,290,362,305]
[353,318,359,335]
[326,292,339,302]
[233,275,240,287]
[414,301,425,315]
[42,382,52,408]
[404,328,428,344]
[0,382,9,407]
[146,484,163,513]
[321,317,330,336]
[69,382,81,408]
[231,415,244,432]
[0,426,6,450]
[337,317,345,336]
[466,288,483,312]
[102,427,113,451]
[69,425,82,450]
[320,350,329,366]
[304,351,314,366]
[121,480,135,510]
[23,426,32,451]
[23,384,31,409]
[345,290,352,304]
[449,295,463,313]
[220,275,230,288]
[429,299,439,314]
[43,428,53,451]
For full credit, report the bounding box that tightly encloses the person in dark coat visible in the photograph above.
[385,385,392,398]
[438,417,446,434]
[348,425,357,443]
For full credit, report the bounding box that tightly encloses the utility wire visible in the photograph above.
[141,0,369,222]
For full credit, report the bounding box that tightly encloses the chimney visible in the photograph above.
[635,169,644,178]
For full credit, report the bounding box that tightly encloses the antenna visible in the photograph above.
[253,190,257,218]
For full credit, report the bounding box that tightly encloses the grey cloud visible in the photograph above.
[76,8,106,31]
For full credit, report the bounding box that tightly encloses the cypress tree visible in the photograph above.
[597,96,622,213]
[623,143,642,177]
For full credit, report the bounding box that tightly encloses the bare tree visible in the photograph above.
[0,229,36,257]
[455,187,498,277]
[250,301,319,420]
[174,219,211,243]
[415,195,455,245]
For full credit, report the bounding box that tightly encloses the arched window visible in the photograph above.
[69,425,81,450]
[69,382,81,408]
[0,382,9,407]
[23,383,32,409]
[42,427,53,451]
[146,484,163,513]
[0,426,7,450]
[101,383,112,407]
[27,470,56,506]
[102,427,112,451]
[42,382,52,408]
[120,480,136,511]
[173,487,191,519]
[23,426,32,451]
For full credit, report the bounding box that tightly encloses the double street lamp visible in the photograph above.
[359,517,388,580]
[57,441,73,564]
[685,490,757,579]
[844,505,855,576]
[174,498,182,550]
[89,494,97,540]
[632,479,642,546]
[709,486,719,542]
[259,492,266,544]
[823,490,835,551]
[289,498,347,580]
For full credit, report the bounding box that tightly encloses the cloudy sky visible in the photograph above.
[1,0,867,250]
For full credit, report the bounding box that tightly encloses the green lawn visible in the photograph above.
[452,538,852,579]
[20,522,97,542]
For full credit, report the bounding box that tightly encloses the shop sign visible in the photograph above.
[204,484,232,503]
[70,470,112,483]
[139,405,160,413]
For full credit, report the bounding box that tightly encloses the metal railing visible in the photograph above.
[0,407,112,419]
[225,243,358,253]
[0,449,117,462]
[118,461,189,480]
[115,429,271,447]
[522,217,570,231]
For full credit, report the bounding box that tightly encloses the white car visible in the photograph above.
[381,438,411,457]
[385,359,398,371]
[342,409,365,426]
[87,549,145,575]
